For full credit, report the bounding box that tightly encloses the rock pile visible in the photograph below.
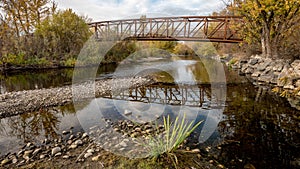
[232,55,300,94]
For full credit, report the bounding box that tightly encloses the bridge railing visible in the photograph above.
[89,16,243,43]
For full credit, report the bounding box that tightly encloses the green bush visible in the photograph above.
[143,113,202,166]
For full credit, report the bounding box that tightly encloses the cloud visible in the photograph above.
[55,0,224,21]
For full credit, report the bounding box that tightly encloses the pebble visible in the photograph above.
[124,110,132,116]
[17,150,24,157]
[51,147,61,155]
[92,155,100,161]
[26,142,32,148]
[63,155,69,159]
[69,144,77,149]
[54,152,62,157]
[82,133,88,139]
[69,135,74,140]
[217,164,225,168]
[62,130,70,135]
[87,149,94,153]
[23,150,33,157]
[12,158,18,164]
[84,152,93,158]
[191,149,200,153]
[40,154,46,159]
[74,139,83,146]
[119,141,127,147]
[67,140,73,145]
[1,159,10,166]
[33,148,42,155]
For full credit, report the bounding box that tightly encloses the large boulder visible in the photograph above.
[257,58,272,71]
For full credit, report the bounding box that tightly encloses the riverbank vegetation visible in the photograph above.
[0,0,91,70]
[220,0,300,60]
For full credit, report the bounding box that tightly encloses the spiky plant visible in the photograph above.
[144,113,202,166]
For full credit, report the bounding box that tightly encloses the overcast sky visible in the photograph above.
[55,0,225,21]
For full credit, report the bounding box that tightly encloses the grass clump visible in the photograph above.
[144,113,202,167]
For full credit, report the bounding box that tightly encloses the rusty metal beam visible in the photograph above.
[89,16,243,43]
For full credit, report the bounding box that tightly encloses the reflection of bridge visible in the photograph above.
[102,83,219,107]
[89,16,243,43]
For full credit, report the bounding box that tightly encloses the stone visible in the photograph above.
[245,67,254,74]
[251,71,261,77]
[84,152,93,158]
[92,155,100,161]
[17,150,24,157]
[87,149,94,153]
[248,58,259,65]
[258,75,272,83]
[26,142,32,148]
[124,109,132,116]
[244,163,256,169]
[12,158,18,164]
[40,154,46,159]
[191,149,200,153]
[62,130,70,135]
[69,135,74,140]
[67,140,73,145]
[262,66,273,75]
[63,155,69,159]
[23,150,33,158]
[74,139,83,146]
[69,144,77,149]
[295,80,300,87]
[257,59,272,71]
[1,159,10,166]
[291,60,300,69]
[146,129,154,133]
[82,133,88,139]
[119,141,127,147]
[134,127,142,132]
[33,148,42,155]
[283,85,295,90]
[241,64,250,72]
[217,164,225,168]
[51,147,61,155]
[54,152,62,157]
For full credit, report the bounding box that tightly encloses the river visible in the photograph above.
[0,58,299,168]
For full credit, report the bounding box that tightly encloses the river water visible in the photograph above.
[0,58,299,168]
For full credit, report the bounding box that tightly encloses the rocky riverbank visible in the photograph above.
[229,55,300,109]
[0,77,153,118]
[0,119,227,169]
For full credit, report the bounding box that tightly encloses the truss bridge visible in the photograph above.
[89,16,243,43]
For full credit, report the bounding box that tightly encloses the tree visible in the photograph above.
[233,0,300,58]
[0,0,56,37]
[35,9,92,64]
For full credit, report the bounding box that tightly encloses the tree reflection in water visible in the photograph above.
[6,108,61,143]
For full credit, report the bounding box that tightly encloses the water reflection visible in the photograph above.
[217,84,300,169]
[0,64,118,94]
[0,105,78,155]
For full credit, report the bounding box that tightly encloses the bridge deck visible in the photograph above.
[89,16,243,43]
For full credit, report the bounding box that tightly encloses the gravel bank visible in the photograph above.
[0,77,153,118]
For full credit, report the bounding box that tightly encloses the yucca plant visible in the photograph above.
[144,113,202,166]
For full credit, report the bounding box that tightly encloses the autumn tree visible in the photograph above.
[0,0,56,37]
[232,0,300,59]
[35,9,92,65]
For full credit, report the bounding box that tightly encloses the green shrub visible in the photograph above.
[143,114,202,165]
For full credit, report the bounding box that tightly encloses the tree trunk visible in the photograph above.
[264,25,272,58]
[261,28,266,56]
